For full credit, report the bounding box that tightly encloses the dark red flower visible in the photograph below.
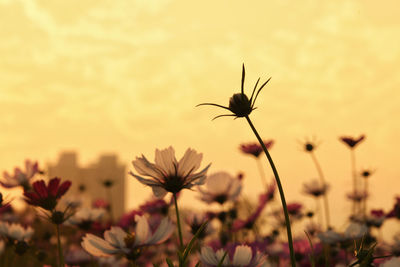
[240,140,274,157]
[339,135,365,148]
[287,203,303,216]
[24,177,71,211]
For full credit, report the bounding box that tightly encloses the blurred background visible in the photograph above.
[1,0,399,236]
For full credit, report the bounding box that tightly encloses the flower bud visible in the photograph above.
[228,93,253,117]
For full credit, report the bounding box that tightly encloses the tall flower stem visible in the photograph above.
[363,178,368,219]
[245,116,296,267]
[350,149,358,216]
[173,193,184,249]
[55,223,64,267]
[310,152,331,229]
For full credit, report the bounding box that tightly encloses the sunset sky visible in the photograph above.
[1,0,399,234]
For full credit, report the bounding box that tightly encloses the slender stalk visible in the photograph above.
[310,152,331,229]
[256,158,267,189]
[350,149,357,216]
[55,223,64,267]
[173,193,184,249]
[363,178,368,219]
[245,116,296,267]
[315,198,323,227]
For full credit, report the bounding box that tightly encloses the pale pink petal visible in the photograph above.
[177,148,202,177]
[154,147,177,176]
[147,217,174,245]
[152,186,168,198]
[134,215,150,245]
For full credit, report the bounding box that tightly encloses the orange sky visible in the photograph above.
[1,0,400,235]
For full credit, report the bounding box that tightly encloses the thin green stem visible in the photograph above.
[245,116,296,267]
[55,223,64,267]
[310,152,331,229]
[363,178,368,219]
[173,193,184,249]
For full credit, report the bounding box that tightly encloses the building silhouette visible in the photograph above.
[47,152,126,219]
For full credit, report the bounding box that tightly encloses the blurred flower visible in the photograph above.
[339,135,365,149]
[366,209,386,228]
[302,179,329,197]
[197,64,271,120]
[118,210,144,229]
[200,244,265,267]
[361,169,375,179]
[67,207,105,230]
[185,212,213,239]
[0,221,34,242]
[347,191,368,203]
[239,140,274,158]
[1,159,40,189]
[82,215,174,259]
[24,177,71,211]
[139,199,169,215]
[93,198,109,210]
[287,203,303,217]
[305,221,321,236]
[0,240,4,255]
[344,223,368,240]
[65,245,92,266]
[380,257,400,267]
[387,197,400,219]
[130,146,211,198]
[198,171,242,205]
[318,229,343,244]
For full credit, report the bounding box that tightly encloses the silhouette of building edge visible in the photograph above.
[47,152,125,219]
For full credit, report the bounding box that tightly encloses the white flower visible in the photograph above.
[198,171,242,204]
[200,245,265,267]
[344,223,368,240]
[81,215,174,258]
[318,230,343,244]
[380,257,400,267]
[130,146,211,198]
[0,221,34,241]
[67,207,105,226]
[302,179,329,197]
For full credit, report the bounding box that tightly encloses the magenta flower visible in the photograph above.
[339,135,365,148]
[239,140,274,158]
[286,203,303,217]
[24,177,71,211]
[1,160,40,189]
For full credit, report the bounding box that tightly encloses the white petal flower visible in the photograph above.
[200,245,265,267]
[130,146,211,198]
[0,221,33,241]
[81,215,173,259]
[344,223,368,240]
[198,171,242,204]
[67,207,105,226]
[318,230,343,244]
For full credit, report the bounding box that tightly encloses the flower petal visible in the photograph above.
[134,215,150,245]
[147,217,174,245]
[155,147,177,176]
[104,227,127,249]
[200,246,219,265]
[232,245,252,266]
[132,156,164,180]
[152,186,168,199]
[177,148,202,177]
[81,234,120,257]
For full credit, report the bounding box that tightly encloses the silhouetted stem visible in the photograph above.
[363,178,368,219]
[245,116,296,267]
[310,152,331,229]
[56,223,64,267]
[173,193,184,249]
[350,149,357,216]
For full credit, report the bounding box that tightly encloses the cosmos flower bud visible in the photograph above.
[228,93,253,117]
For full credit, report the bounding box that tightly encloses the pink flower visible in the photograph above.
[1,160,40,189]
[339,135,365,148]
[24,177,71,211]
[239,140,274,157]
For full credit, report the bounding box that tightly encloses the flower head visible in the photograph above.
[67,207,106,230]
[347,191,368,203]
[23,177,71,211]
[197,64,271,120]
[1,160,40,189]
[198,171,242,205]
[239,140,274,158]
[81,215,174,259]
[0,221,34,242]
[130,146,211,198]
[302,179,329,197]
[340,135,365,149]
[200,244,265,267]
